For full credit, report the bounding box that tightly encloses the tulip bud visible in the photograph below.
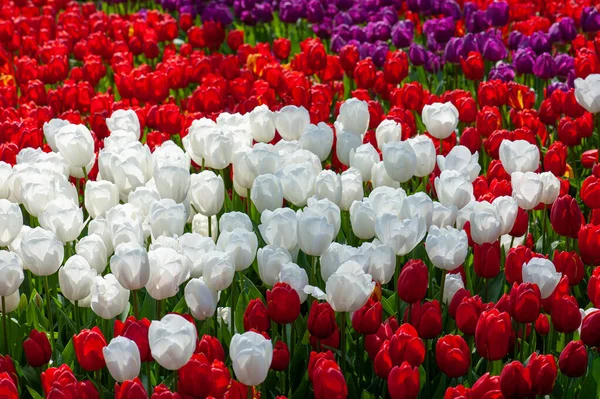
[337,98,370,136]
[408,135,436,177]
[271,341,290,371]
[74,327,107,371]
[184,278,217,321]
[91,274,129,319]
[375,119,402,149]
[20,227,64,276]
[248,105,276,143]
[275,105,310,141]
[371,161,401,189]
[84,181,119,219]
[473,241,501,279]
[349,199,376,240]
[106,109,141,140]
[436,335,470,378]
[559,340,588,377]
[426,226,468,271]
[573,74,600,113]
[267,282,301,324]
[55,124,95,169]
[0,200,22,247]
[475,309,512,361]
[352,298,382,335]
[297,208,335,257]
[251,174,283,213]
[349,143,379,181]
[388,362,420,399]
[23,330,51,368]
[74,235,107,274]
[149,199,186,239]
[103,337,141,383]
[153,164,190,204]
[59,255,97,302]
[259,208,298,251]
[539,171,560,205]
[340,168,364,211]
[146,247,189,300]
[300,123,334,162]
[422,102,459,139]
[115,378,147,399]
[308,301,337,339]
[315,170,343,205]
[244,299,270,333]
[326,261,375,312]
[202,251,235,291]
[382,141,417,183]
[469,201,502,245]
[190,171,224,217]
[149,314,196,370]
[527,353,557,396]
[522,258,561,299]
[230,331,273,386]
[509,283,541,324]
[500,361,532,399]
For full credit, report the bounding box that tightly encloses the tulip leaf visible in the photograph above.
[360,390,375,399]
[140,293,157,321]
[61,338,75,367]
[289,376,309,399]
[419,365,426,390]
[27,387,44,399]
[380,295,396,318]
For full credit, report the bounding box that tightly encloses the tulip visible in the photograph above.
[74,327,106,371]
[190,171,224,217]
[435,170,473,209]
[278,262,309,303]
[339,168,364,211]
[375,213,427,256]
[106,109,141,139]
[91,274,129,319]
[311,354,347,399]
[258,208,298,250]
[425,226,468,271]
[20,227,64,276]
[326,261,375,313]
[349,144,379,181]
[59,255,97,302]
[267,282,301,324]
[275,105,310,141]
[217,228,258,271]
[408,135,436,177]
[199,128,233,170]
[522,258,562,299]
[493,196,518,235]
[177,354,213,398]
[422,102,459,139]
[103,337,141,383]
[539,171,561,205]
[443,273,465,304]
[84,181,119,219]
[244,299,270,333]
[271,341,290,371]
[257,245,291,287]
[277,163,316,207]
[248,105,276,143]
[509,283,541,324]
[349,200,376,240]
[319,243,364,282]
[371,161,401,189]
[149,314,196,370]
[55,124,94,169]
[499,140,540,174]
[388,362,420,399]
[475,309,512,361]
[397,260,428,304]
[336,131,362,167]
[361,240,396,284]
[230,331,273,386]
[250,174,283,214]
[176,233,214,278]
[431,202,458,228]
[456,295,484,335]
[39,196,85,244]
[114,317,152,362]
[115,378,147,399]
[511,172,543,210]
[146,247,190,300]
[527,353,557,396]
[308,301,337,339]
[0,291,20,314]
[0,200,22,247]
[202,251,235,291]
[43,119,69,152]
[574,74,600,113]
[154,164,190,205]
[23,330,51,368]
[75,235,108,274]
[590,268,600,308]
[382,141,417,183]
[298,123,334,163]
[436,145,481,182]
[297,208,336,257]
[110,242,150,291]
[184,278,218,320]
[559,340,588,377]
[315,170,343,205]
[550,195,582,238]
[469,201,503,245]
[376,119,402,148]
[337,98,370,136]
[436,335,470,378]
[351,298,382,335]
[306,197,342,238]
[0,251,23,298]
[500,361,532,399]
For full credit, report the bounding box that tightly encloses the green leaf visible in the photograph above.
[27,387,44,399]
[290,376,310,399]
[62,338,75,367]
[381,295,396,318]
[419,365,426,391]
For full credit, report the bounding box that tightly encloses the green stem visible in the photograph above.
[439,270,447,304]
[2,297,7,355]
[172,370,178,392]
[44,276,55,354]
[230,274,237,337]
[340,313,346,375]
[96,370,104,399]
[145,362,152,398]
[132,290,139,319]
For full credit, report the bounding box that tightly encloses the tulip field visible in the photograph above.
[3,0,600,398]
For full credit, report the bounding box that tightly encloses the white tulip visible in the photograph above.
[469,201,503,245]
[216,228,258,271]
[43,118,70,152]
[146,247,190,300]
[85,180,119,219]
[431,201,458,228]
[149,199,186,239]
[315,170,342,205]
[106,109,141,139]
[370,161,400,189]
[434,170,473,210]
[522,258,562,299]
[110,242,150,291]
[574,74,600,113]
[375,119,402,148]
[59,255,96,302]
[336,131,362,166]
[39,196,84,243]
[190,171,224,217]
[257,245,291,287]
[277,162,316,207]
[275,105,310,141]
[248,105,276,142]
[55,124,94,169]
[539,171,560,205]
[0,250,24,297]
[492,196,518,236]
[20,227,64,276]
[0,199,22,246]
[91,274,129,319]
[408,135,436,177]
[340,168,364,211]
[230,331,273,386]
[178,233,215,278]
[499,140,540,174]
[326,261,375,312]
[259,208,298,250]
[443,273,465,304]
[382,141,417,183]
[425,226,468,271]
[202,251,235,291]
[421,102,459,139]
[360,240,396,284]
[278,262,309,303]
[299,123,334,162]
[149,314,196,370]
[337,98,370,136]
[374,213,426,256]
[103,336,141,382]
[297,208,335,257]
[511,171,543,210]
[350,199,376,240]
[185,277,218,320]
[437,145,481,182]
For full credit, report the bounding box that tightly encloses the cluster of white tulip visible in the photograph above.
[0,95,569,385]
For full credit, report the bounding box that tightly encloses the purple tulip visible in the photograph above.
[372,42,390,67]
[380,7,399,25]
[513,48,536,75]
[409,43,428,66]
[486,1,509,27]
[441,0,462,20]
[391,20,414,48]
[546,82,568,98]
[279,1,302,23]
[482,36,507,62]
[559,18,577,41]
[366,21,392,42]
[459,33,482,58]
[530,31,552,55]
[333,12,353,26]
[549,23,563,43]
[254,3,274,23]
[314,21,333,39]
[444,37,462,64]
[433,17,456,44]
[307,0,325,23]
[508,31,527,50]
[424,53,441,73]
[555,54,574,79]
[581,6,600,33]
[533,53,557,80]
[349,6,368,24]
[330,34,347,53]
[467,10,491,33]
[336,0,354,11]
[488,63,515,82]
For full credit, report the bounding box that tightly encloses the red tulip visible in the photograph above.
[471,372,501,399]
[582,149,599,169]
[579,223,600,265]
[354,58,376,89]
[553,250,584,286]
[510,207,529,237]
[114,316,152,362]
[436,335,470,378]
[473,241,501,279]
[460,51,485,81]
[374,340,393,379]
[388,362,420,399]
[550,195,583,238]
[267,282,300,324]
[475,309,512,361]
[226,30,244,52]
[534,314,550,336]
[352,298,382,335]
[509,282,541,324]
[209,359,231,398]
[23,329,51,367]
[365,317,397,360]
[152,384,181,399]
[308,301,337,339]
[389,324,426,368]
[383,51,409,85]
[273,38,291,60]
[527,353,557,396]
[311,353,347,399]
[271,341,290,371]
[397,259,428,304]
[177,353,212,398]
[73,326,106,372]
[581,175,600,209]
[500,361,532,399]
[405,300,442,339]
[544,141,567,176]
[115,378,147,399]
[243,298,270,333]
[476,105,502,138]
[559,340,588,377]
[505,245,534,285]
[589,267,600,308]
[0,372,18,399]
[456,295,485,335]
[551,295,582,333]
[580,310,600,348]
